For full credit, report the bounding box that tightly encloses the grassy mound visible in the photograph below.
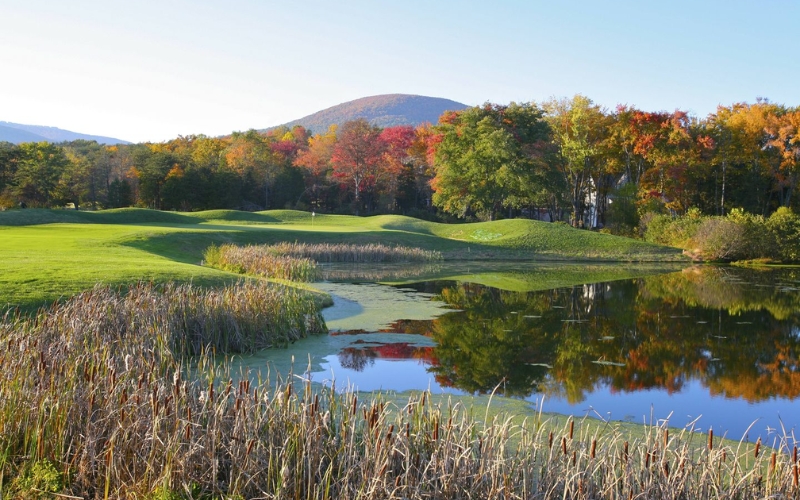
[0,208,684,311]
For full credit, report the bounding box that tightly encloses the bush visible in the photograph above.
[767,207,800,262]
[642,211,702,248]
[691,217,749,261]
[641,207,796,262]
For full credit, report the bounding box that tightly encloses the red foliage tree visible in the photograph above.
[331,119,386,213]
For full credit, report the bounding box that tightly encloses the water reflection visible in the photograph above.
[233,265,799,439]
[424,267,800,404]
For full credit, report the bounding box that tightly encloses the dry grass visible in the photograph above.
[1,282,800,498]
[204,244,321,282]
[204,242,443,283]
[265,242,443,263]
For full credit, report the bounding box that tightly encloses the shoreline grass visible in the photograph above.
[1,285,798,498]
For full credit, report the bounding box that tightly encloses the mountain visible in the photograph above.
[0,121,130,145]
[266,94,470,133]
[0,124,47,144]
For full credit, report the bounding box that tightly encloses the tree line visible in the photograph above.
[1,96,798,233]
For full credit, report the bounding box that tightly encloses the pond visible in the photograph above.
[230,262,800,442]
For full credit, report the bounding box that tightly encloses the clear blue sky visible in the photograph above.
[1,0,796,143]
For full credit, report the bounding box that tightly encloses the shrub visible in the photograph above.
[767,207,800,262]
[642,212,702,248]
[691,217,749,261]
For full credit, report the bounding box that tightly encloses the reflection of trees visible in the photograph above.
[427,284,560,397]
[338,343,436,372]
[425,268,800,403]
[339,348,377,371]
[643,266,800,320]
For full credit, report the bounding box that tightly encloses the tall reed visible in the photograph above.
[2,282,799,498]
[204,242,443,282]
[265,242,443,263]
[1,281,798,499]
[205,243,320,281]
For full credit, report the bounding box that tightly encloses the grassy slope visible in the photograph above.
[0,208,684,310]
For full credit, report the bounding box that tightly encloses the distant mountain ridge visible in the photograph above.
[0,121,130,145]
[265,94,470,133]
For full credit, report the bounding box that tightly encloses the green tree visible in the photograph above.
[131,148,176,209]
[430,103,551,220]
[0,142,21,207]
[14,142,70,206]
[107,178,133,208]
[542,95,609,227]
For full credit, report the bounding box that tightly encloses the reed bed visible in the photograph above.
[204,242,443,282]
[2,284,800,498]
[205,244,321,282]
[266,242,443,264]
[2,284,800,500]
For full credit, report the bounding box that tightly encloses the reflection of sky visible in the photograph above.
[536,379,798,444]
[311,355,460,396]
[310,354,798,443]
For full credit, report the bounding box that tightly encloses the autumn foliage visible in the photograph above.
[2,97,799,243]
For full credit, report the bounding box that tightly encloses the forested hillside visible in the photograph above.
[2,96,799,260]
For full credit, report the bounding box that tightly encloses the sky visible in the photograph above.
[1,0,797,143]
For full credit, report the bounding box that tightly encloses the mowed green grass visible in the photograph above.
[0,208,684,310]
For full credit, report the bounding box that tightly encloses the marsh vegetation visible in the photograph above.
[2,280,799,498]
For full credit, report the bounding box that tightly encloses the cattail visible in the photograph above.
[708,429,713,451]
[794,446,799,489]
[561,437,567,456]
[754,437,761,458]
[623,441,629,463]
[769,452,777,475]
[590,439,596,459]
[246,439,255,457]
[548,431,554,450]
[795,463,799,490]
[569,419,574,440]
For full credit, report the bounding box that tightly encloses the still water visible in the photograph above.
[234,263,800,441]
